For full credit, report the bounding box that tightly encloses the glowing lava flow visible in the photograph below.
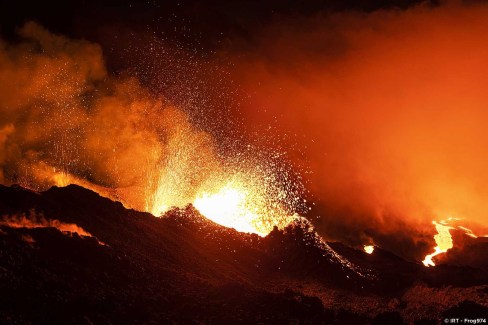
[422,221,454,267]
[422,218,485,267]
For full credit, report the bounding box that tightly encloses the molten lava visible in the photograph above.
[363,245,374,254]
[4,16,488,268]
[193,179,295,236]
[194,183,264,235]
[422,221,453,267]
[422,219,481,267]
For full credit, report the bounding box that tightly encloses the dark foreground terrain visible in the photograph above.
[0,184,487,324]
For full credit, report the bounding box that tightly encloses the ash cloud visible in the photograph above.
[225,2,488,260]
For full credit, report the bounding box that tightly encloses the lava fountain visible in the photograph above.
[0,22,305,238]
[193,177,296,236]
[193,182,268,235]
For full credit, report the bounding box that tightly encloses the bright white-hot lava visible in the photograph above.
[363,245,374,254]
[422,218,481,267]
[422,221,453,267]
[193,177,296,236]
[193,183,264,235]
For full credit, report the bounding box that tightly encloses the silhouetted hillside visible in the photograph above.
[0,184,487,324]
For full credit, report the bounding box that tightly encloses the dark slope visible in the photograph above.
[0,184,487,324]
[329,241,488,291]
[0,185,333,324]
[0,184,368,289]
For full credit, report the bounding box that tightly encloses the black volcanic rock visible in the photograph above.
[0,184,487,324]
[444,235,488,270]
[0,184,341,323]
[371,311,404,325]
[327,241,421,294]
[442,301,488,321]
[263,221,373,292]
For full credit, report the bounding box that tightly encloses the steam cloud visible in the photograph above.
[226,2,488,259]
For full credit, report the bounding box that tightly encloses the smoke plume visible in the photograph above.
[225,2,488,259]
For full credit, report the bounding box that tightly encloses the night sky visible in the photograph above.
[1,0,428,53]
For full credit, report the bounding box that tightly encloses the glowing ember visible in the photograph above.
[363,245,374,254]
[422,221,453,267]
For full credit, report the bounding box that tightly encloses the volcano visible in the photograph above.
[0,184,487,324]
[3,0,488,323]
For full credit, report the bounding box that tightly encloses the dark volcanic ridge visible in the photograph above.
[0,184,487,324]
